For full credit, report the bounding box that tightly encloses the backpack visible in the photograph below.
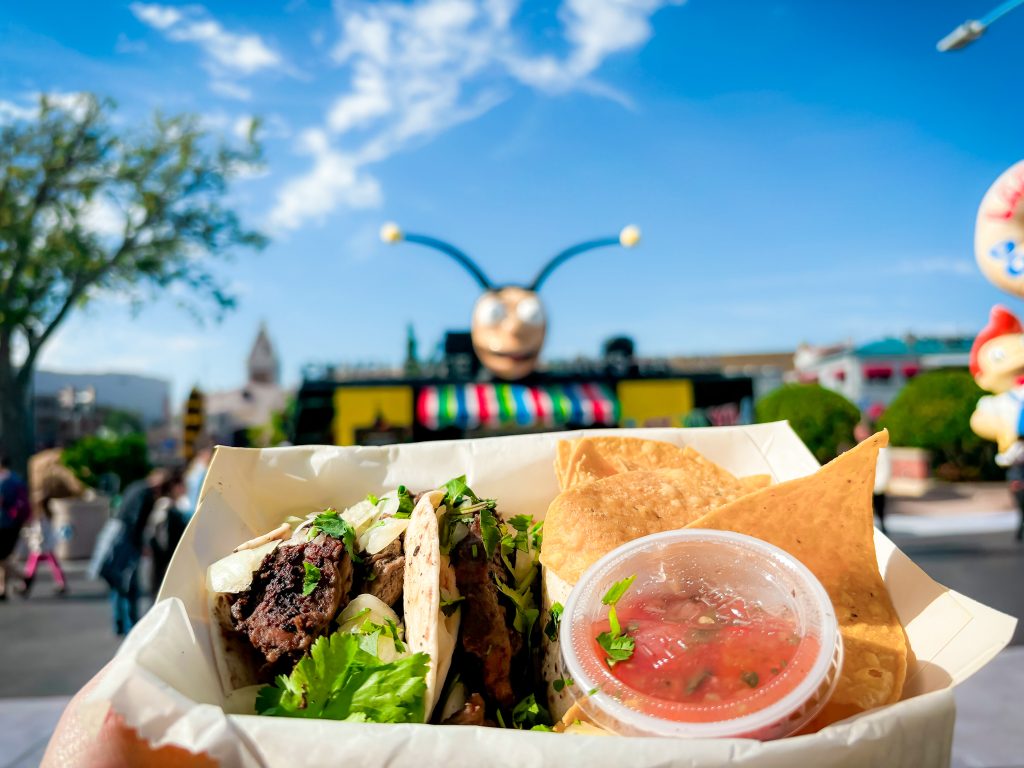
[0,474,30,529]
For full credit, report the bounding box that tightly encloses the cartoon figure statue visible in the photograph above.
[976,160,1024,298]
[969,305,1024,466]
[380,223,641,380]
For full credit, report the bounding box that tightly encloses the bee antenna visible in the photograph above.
[529,225,641,291]
[381,223,493,290]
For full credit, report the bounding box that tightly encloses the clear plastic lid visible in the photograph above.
[559,529,842,740]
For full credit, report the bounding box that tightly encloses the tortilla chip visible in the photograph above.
[561,441,621,490]
[554,440,573,487]
[685,431,907,726]
[738,474,772,492]
[541,465,749,584]
[581,436,694,473]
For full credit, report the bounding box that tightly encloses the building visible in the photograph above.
[33,370,171,449]
[294,332,757,446]
[669,351,795,401]
[205,324,290,446]
[793,336,972,417]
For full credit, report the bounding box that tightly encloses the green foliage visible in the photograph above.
[0,93,266,475]
[61,433,151,488]
[878,370,999,480]
[755,384,860,463]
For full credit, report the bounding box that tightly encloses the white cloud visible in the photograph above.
[270,0,679,230]
[210,79,252,101]
[0,91,91,123]
[130,3,285,101]
[0,99,37,122]
[269,129,382,229]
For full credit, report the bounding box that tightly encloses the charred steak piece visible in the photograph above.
[361,537,405,607]
[451,516,517,708]
[442,693,489,726]
[230,533,353,670]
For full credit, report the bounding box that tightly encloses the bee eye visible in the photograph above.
[516,295,545,326]
[474,295,507,326]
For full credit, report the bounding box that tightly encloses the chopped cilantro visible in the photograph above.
[366,493,380,505]
[440,595,465,616]
[552,676,573,693]
[741,671,760,688]
[530,520,543,551]
[310,509,363,563]
[596,630,636,667]
[394,485,416,518]
[511,693,551,730]
[470,543,478,559]
[443,475,479,506]
[596,575,637,667]
[495,709,507,729]
[479,507,501,559]
[495,579,539,642]
[587,687,599,696]
[544,602,564,643]
[254,631,428,722]
[301,562,321,596]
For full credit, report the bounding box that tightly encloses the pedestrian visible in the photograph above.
[183,446,212,520]
[0,455,31,601]
[17,498,67,597]
[100,468,170,635]
[855,420,891,532]
[148,470,187,598]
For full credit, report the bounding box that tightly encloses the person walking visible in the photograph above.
[148,471,187,598]
[0,455,31,601]
[17,499,68,597]
[100,468,170,635]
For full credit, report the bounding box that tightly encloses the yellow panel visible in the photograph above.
[333,386,413,446]
[616,379,694,429]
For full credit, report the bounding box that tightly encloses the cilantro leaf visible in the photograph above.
[597,630,636,667]
[552,676,573,693]
[479,507,501,560]
[395,485,416,518]
[443,475,479,506]
[255,630,428,723]
[311,509,363,563]
[601,575,637,608]
[302,562,321,596]
[366,493,380,505]
[596,575,637,667]
[494,579,539,641]
[511,693,551,730]
[544,602,564,643]
[440,595,465,616]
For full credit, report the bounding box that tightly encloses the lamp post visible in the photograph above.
[937,0,1024,51]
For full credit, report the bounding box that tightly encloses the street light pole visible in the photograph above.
[937,0,1024,51]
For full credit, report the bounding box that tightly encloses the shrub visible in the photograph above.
[61,433,151,489]
[756,384,860,463]
[878,370,1000,480]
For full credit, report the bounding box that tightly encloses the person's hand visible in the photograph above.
[42,663,217,767]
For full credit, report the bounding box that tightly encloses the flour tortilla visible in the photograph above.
[403,489,461,720]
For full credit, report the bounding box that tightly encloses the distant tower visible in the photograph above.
[404,323,420,377]
[248,323,280,386]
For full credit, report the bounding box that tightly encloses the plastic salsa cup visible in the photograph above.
[559,529,842,740]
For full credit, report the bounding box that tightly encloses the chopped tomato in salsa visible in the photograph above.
[590,588,819,720]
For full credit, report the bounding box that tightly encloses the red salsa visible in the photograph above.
[590,587,819,721]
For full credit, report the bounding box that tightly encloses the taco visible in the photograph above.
[206,486,459,723]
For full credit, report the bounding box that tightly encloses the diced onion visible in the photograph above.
[358,516,410,555]
[439,679,468,722]
[337,594,406,661]
[340,499,379,535]
[376,494,400,519]
[207,539,280,594]
[337,593,401,631]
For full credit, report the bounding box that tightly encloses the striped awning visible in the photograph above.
[417,383,619,431]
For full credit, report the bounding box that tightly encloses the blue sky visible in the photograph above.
[3,0,1023,402]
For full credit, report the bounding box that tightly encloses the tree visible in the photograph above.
[0,94,265,475]
[756,383,860,463]
[61,432,150,490]
[878,370,999,480]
